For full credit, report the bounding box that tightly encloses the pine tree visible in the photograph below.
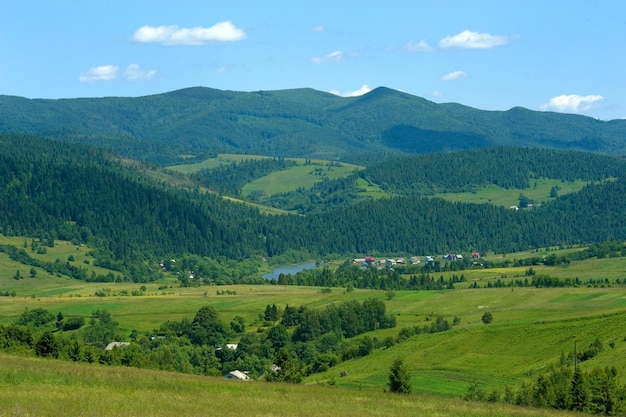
[571,367,588,412]
[388,357,412,394]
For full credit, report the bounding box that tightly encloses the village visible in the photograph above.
[351,252,481,269]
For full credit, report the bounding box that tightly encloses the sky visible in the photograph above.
[2,1,625,120]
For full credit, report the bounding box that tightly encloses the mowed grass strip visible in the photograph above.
[0,353,587,417]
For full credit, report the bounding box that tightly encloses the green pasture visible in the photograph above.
[242,161,362,197]
[435,178,591,207]
[0,354,583,417]
[168,153,273,174]
[2,235,626,403]
[310,287,626,397]
[355,177,388,199]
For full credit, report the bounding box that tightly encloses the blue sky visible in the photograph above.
[2,1,625,120]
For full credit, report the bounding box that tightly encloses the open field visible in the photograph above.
[435,178,592,207]
[0,354,587,417]
[241,161,362,197]
[2,235,626,406]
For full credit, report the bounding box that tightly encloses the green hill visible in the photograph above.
[3,133,626,270]
[2,87,626,165]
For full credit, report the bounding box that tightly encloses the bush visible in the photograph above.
[482,312,493,324]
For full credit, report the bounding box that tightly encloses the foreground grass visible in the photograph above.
[0,354,589,417]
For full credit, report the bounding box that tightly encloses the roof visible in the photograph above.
[224,370,250,380]
[105,342,130,351]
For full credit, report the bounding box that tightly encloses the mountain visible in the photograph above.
[1,87,625,165]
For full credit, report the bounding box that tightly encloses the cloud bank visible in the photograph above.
[441,70,467,81]
[329,84,372,97]
[132,21,246,45]
[311,50,344,64]
[406,40,433,52]
[439,30,509,49]
[79,65,119,83]
[540,94,604,113]
[80,64,159,83]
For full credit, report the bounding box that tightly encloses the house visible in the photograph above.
[105,342,130,351]
[443,254,457,261]
[365,256,376,264]
[224,370,250,381]
[471,252,480,259]
[425,256,434,263]
[456,254,464,261]
[409,256,421,265]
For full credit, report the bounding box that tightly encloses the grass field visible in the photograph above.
[0,353,592,417]
[2,234,626,413]
[241,160,362,197]
[435,178,592,207]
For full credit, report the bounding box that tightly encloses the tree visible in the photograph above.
[482,312,493,324]
[264,304,279,322]
[388,357,412,394]
[518,193,533,208]
[230,315,246,334]
[188,305,228,347]
[35,331,59,358]
[571,367,588,412]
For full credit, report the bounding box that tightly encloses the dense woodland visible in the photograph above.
[3,133,626,281]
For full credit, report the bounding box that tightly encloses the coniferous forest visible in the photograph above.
[3,132,626,280]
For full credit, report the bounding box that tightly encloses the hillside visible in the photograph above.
[2,246,626,416]
[2,87,626,165]
[3,133,626,275]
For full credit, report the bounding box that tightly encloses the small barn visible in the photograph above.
[224,370,250,381]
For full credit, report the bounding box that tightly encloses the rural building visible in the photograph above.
[105,342,130,351]
[224,370,250,380]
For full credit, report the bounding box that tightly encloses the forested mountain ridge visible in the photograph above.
[2,87,626,165]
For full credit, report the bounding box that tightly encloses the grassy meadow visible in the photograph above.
[435,178,591,207]
[1,234,626,416]
[0,354,588,417]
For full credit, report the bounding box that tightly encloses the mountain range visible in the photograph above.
[2,87,625,165]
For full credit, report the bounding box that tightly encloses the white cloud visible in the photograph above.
[329,84,372,97]
[441,70,467,81]
[432,90,443,97]
[439,30,509,49]
[79,65,119,83]
[312,25,325,32]
[132,21,246,45]
[124,64,159,81]
[311,50,344,64]
[540,94,604,113]
[406,40,433,52]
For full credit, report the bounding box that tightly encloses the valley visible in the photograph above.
[2,87,626,416]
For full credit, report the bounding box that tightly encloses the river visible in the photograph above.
[262,261,317,280]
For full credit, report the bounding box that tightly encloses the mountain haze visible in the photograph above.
[2,87,625,165]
